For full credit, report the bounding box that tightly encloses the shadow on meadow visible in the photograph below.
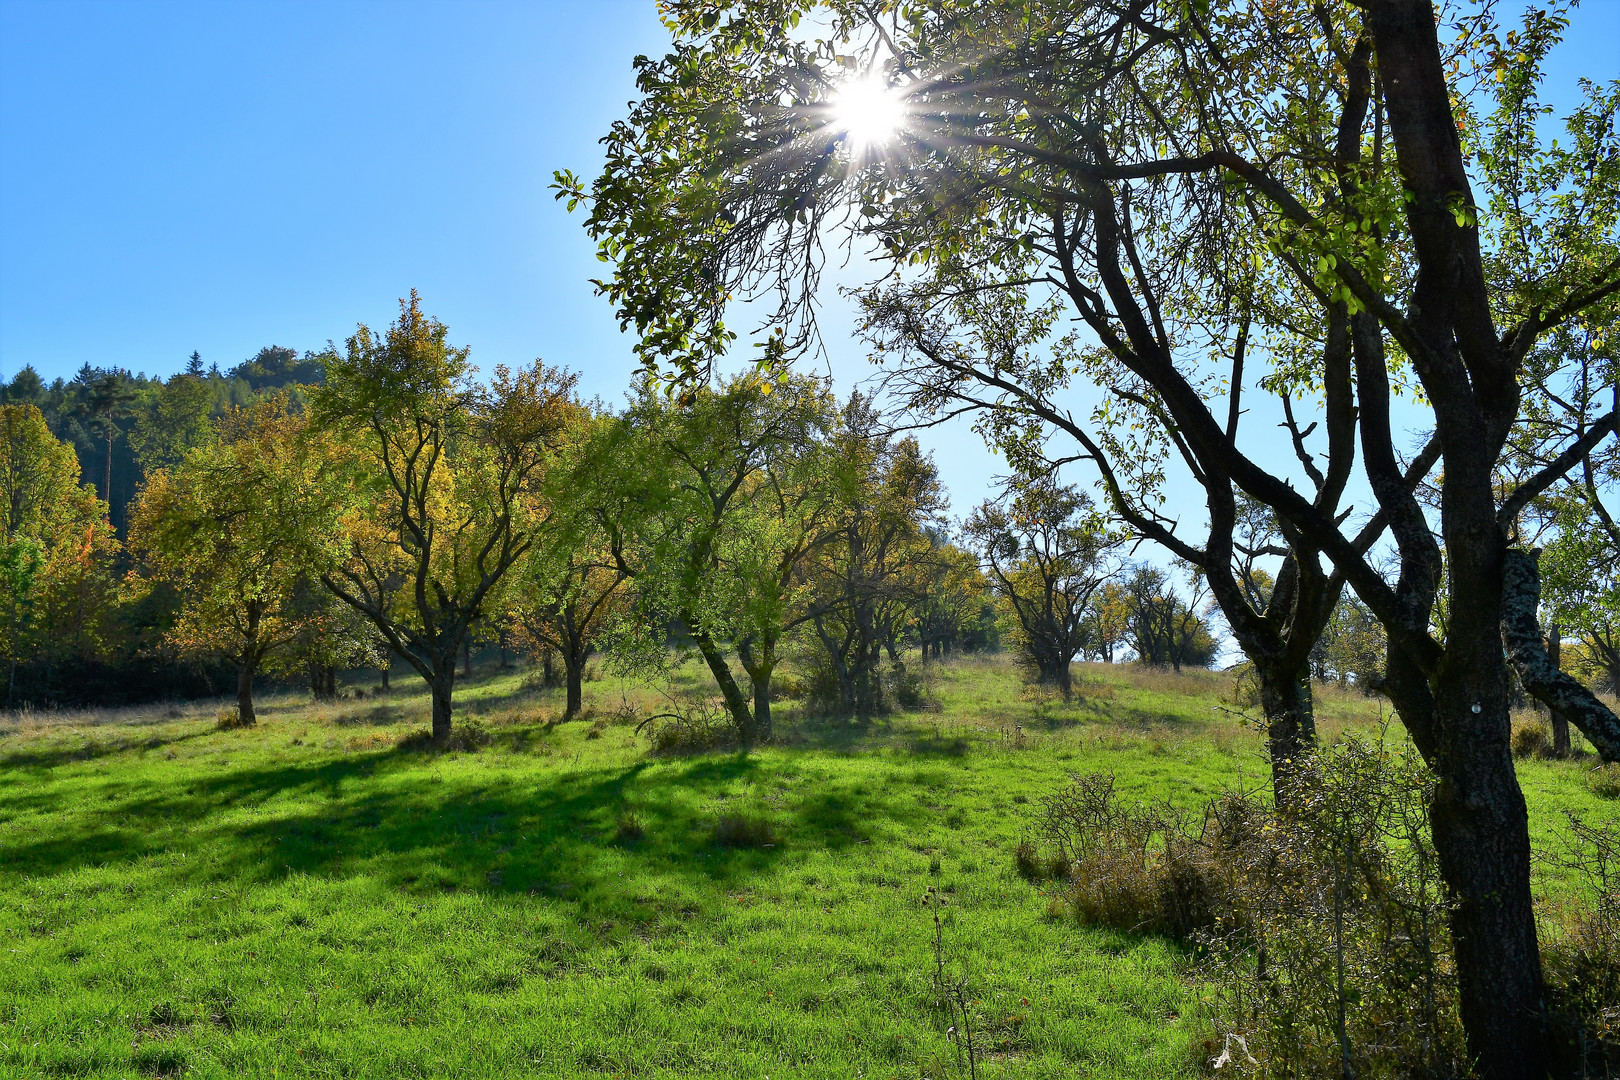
[0,731,930,925]
[0,726,217,770]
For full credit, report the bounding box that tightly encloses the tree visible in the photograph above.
[964,478,1119,697]
[1119,565,1219,672]
[566,3,1620,1066]
[912,536,984,660]
[312,292,578,742]
[802,394,943,717]
[128,395,346,725]
[0,404,115,707]
[1311,592,1387,693]
[595,368,843,740]
[72,371,138,520]
[503,501,631,719]
[129,369,216,474]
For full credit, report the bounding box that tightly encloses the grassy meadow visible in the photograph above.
[1,654,1613,1079]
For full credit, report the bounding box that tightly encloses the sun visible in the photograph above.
[831,74,905,152]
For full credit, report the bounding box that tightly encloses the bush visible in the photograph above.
[1014,840,1041,880]
[215,707,251,731]
[714,813,775,848]
[1512,719,1554,759]
[1031,738,1472,1077]
[1587,764,1620,800]
[614,810,644,844]
[1540,812,1620,1077]
[396,719,491,753]
[642,702,734,756]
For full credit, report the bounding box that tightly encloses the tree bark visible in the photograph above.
[430,667,455,743]
[689,621,754,739]
[462,638,472,678]
[1501,549,1620,761]
[563,648,584,719]
[1259,666,1316,808]
[235,655,257,726]
[739,635,776,743]
[1547,623,1570,757]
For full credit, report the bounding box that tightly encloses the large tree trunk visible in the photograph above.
[1429,677,1544,1080]
[1415,530,1547,1077]
[1256,663,1317,808]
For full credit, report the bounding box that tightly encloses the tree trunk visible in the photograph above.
[462,638,472,678]
[1057,657,1073,700]
[236,655,257,726]
[1502,550,1620,761]
[1547,623,1570,757]
[1256,663,1317,808]
[689,621,754,739]
[430,666,455,742]
[380,663,390,692]
[1416,540,1547,1077]
[739,635,776,743]
[563,646,585,719]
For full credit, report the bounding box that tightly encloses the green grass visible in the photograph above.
[0,655,1613,1078]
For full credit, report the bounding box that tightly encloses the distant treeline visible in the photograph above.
[0,346,325,537]
[1,346,325,706]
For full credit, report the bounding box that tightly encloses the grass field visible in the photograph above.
[1,654,1613,1079]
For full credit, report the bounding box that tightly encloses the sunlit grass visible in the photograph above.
[0,653,1611,1078]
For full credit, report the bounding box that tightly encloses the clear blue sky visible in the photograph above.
[1,0,1616,519]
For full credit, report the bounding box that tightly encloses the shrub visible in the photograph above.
[1512,719,1554,759]
[614,810,644,844]
[396,719,491,753]
[1013,840,1041,880]
[1540,812,1620,1076]
[1587,764,1620,800]
[642,702,734,756]
[215,707,251,731]
[714,813,775,848]
[1032,738,1472,1077]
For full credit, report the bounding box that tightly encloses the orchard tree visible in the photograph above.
[912,537,984,660]
[504,511,631,720]
[803,394,944,716]
[563,2,1620,1069]
[595,367,843,741]
[313,292,578,742]
[964,478,1120,697]
[129,395,346,725]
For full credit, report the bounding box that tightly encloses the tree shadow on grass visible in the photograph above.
[0,727,216,770]
[0,740,932,926]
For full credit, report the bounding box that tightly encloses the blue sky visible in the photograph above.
[1,0,1616,516]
